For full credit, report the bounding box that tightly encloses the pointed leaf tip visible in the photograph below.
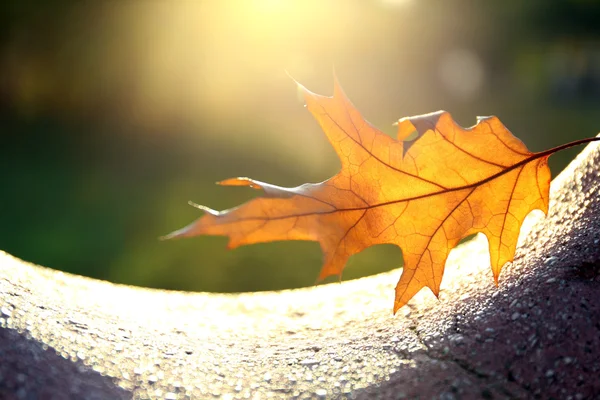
[160,226,191,241]
[284,69,299,85]
[332,74,347,99]
[217,177,263,190]
[285,70,311,98]
[187,201,219,215]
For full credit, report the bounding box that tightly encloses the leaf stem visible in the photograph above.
[533,135,600,160]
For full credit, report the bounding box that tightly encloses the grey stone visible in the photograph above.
[1,138,600,399]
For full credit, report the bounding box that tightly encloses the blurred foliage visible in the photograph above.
[0,0,599,293]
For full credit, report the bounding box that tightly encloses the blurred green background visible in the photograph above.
[1,0,599,293]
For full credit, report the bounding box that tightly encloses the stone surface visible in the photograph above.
[1,138,599,399]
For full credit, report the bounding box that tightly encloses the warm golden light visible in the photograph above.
[2,0,598,295]
[3,1,419,130]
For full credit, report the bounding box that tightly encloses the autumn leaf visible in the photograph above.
[164,76,600,313]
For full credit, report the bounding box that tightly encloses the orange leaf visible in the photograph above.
[163,77,597,313]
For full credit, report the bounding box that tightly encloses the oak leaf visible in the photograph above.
[164,77,596,313]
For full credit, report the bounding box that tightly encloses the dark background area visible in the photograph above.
[1,0,599,293]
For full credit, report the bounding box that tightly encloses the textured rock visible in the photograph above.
[1,138,599,399]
